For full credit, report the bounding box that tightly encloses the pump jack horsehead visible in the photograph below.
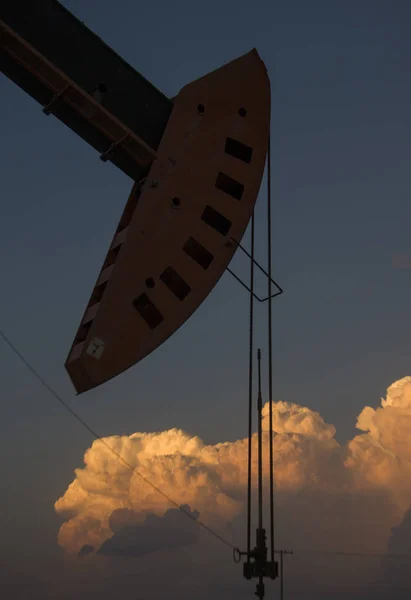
[0,0,271,394]
[1,2,286,598]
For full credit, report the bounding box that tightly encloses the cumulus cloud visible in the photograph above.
[55,377,411,596]
[55,429,241,555]
[97,504,199,557]
[261,400,336,440]
[347,377,411,516]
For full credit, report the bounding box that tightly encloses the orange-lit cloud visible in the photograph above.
[55,376,411,577]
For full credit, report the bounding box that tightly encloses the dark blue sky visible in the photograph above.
[1,1,411,597]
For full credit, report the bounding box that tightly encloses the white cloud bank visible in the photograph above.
[54,377,411,597]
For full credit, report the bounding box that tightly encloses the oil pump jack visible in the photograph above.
[1,2,287,596]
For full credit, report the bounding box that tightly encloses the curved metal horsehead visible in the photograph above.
[66,51,270,393]
[0,1,270,393]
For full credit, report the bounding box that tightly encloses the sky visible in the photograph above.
[1,0,411,598]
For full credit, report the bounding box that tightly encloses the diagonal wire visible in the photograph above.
[294,549,411,559]
[0,328,235,551]
[4,329,410,564]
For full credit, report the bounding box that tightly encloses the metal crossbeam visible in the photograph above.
[0,19,157,168]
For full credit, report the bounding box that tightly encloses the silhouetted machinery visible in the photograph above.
[0,0,270,394]
[0,2,286,597]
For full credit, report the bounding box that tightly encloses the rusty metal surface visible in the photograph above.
[65,48,271,393]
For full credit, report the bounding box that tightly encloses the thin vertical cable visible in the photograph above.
[246,212,255,560]
[267,134,275,562]
[280,550,284,600]
[257,348,263,531]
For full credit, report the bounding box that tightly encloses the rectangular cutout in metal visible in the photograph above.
[215,172,244,200]
[103,245,121,269]
[75,321,92,343]
[183,237,214,270]
[160,266,191,301]
[225,137,253,164]
[117,188,141,232]
[201,205,232,236]
[133,293,164,329]
[90,281,107,305]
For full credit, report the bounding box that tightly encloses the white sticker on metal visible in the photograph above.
[86,338,105,359]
